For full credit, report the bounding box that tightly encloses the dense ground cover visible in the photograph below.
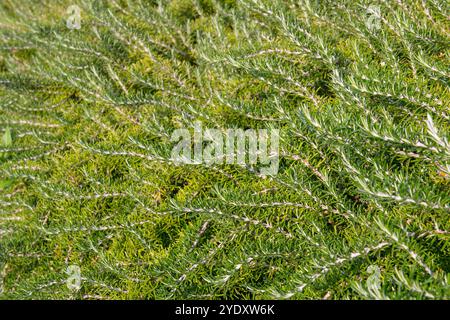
[0,0,449,299]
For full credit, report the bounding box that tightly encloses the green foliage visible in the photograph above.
[0,0,449,299]
[1,128,12,147]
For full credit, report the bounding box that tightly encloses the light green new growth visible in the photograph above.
[0,0,449,299]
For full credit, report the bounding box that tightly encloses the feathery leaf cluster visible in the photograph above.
[0,0,448,299]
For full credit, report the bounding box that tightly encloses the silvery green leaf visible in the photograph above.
[2,127,12,147]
